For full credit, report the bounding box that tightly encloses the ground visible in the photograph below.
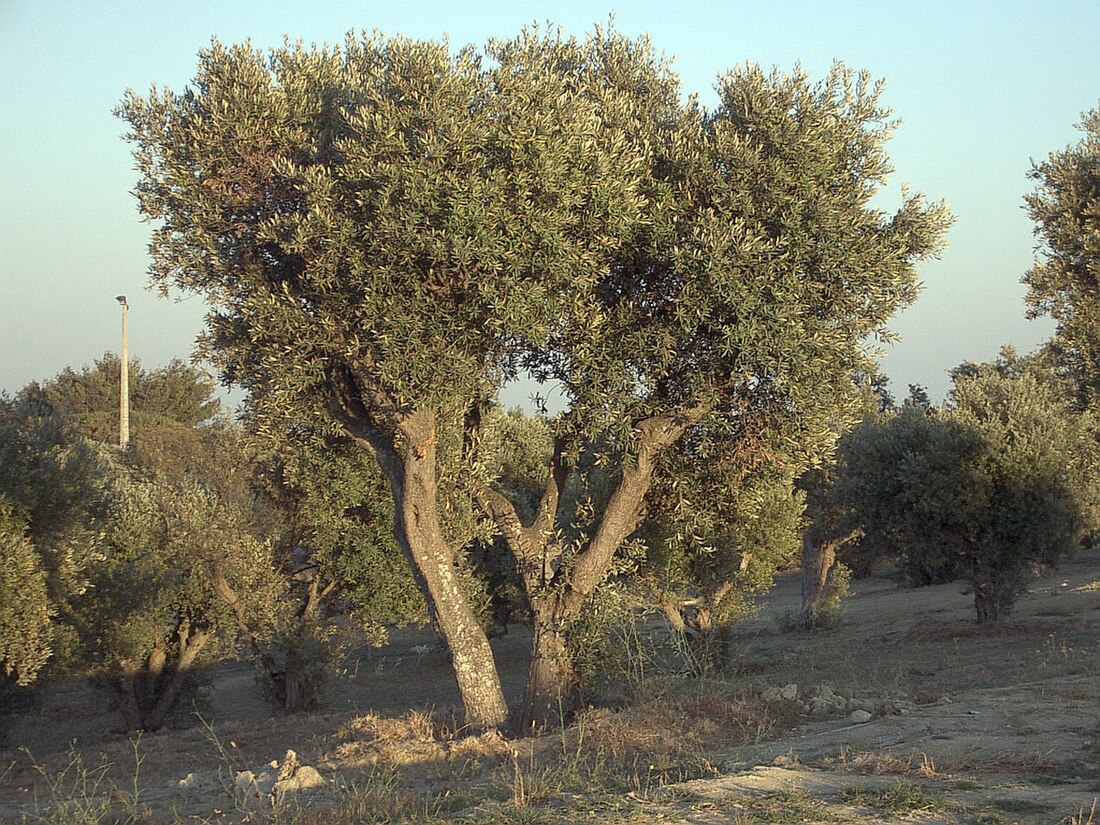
[1,549,1097,824]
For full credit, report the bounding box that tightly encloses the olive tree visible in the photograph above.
[833,352,1097,622]
[120,28,948,728]
[59,420,290,732]
[643,470,804,672]
[250,429,428,711]
[1024,104,1100,405]
[0,498,52,686]
[4,363,291,730]
[120,27,669,729]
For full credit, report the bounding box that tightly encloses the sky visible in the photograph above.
[1,0,1098,408]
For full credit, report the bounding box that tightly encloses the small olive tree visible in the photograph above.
[643,470,804,672]
[250,428,427,711]
[63,422,288,732]
[833,351,1097,622]
[5,363,291,730]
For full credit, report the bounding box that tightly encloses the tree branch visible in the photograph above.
[564,404,709,613]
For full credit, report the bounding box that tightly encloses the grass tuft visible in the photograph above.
[839,780,948,815]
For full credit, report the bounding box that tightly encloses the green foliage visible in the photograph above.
[0,396,110,675]
[646,471,804,610]
[815,561,852,627]
[947,353,1099,616]
[637,467,803,672]
[255,431,425,631]
[1024,104,1100,406]
[550,62,948,455]
[118,25,950,722]
[117,25,948,484]
[66,425,288,729]
[17,354,220,442]
[2,360,287,727]
[836,406,976,585]
[0,497,52,685]
[118,28,661,433]
[833,350,1098,621]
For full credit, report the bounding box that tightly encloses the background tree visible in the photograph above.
[796,463,859,629]
[2,361,290,730]
[0,498,52,686]
[795,369,897,627]
[1024,104,1100,406]
[832,351,1097,622]
[18,354,220,442]
[62,414,285,731]
[120,28,949,729]
[0,394,110,679]
[644,470,803,673]
[250,427,427,711]
[947,352,1099,617]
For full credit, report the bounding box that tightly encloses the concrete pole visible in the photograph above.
[116,295,129,448]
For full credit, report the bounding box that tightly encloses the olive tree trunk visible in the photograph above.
[798,530,837,629]
[479,409,705,730]
[332,375,509,730]
[107,619,211,732]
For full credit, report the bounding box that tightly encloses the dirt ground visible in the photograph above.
[1,549,1098,824]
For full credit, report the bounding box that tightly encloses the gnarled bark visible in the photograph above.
[332,369,508,730]
[479,407,707,728]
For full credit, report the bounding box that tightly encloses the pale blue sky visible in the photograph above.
[2,0,1098,405]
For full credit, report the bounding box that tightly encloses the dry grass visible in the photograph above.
[818,747,942,779]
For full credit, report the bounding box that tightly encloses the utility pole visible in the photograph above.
[116,295,129,448]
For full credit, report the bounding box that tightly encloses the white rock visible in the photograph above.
[275,764,325,794]
[234,769,275,798]
[177,772,215,792]
[849,709,873,724]
[272,749,325,796]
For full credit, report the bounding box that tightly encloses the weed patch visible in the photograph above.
[839,780,948,815]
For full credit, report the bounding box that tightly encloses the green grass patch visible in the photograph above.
[839,780,947,815]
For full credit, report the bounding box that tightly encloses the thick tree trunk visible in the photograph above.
[279,578,333,713]
[798,531,837,629]
[282,646,322,712]
[520,600,579,731]
[393,414,508,730]
[330,375,509,731]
